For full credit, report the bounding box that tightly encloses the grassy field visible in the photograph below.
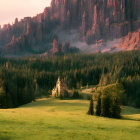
[0,98,140,140]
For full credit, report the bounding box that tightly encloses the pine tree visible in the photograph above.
[101,94,111,117]
[96,93,101,116]
[0,78,5,108]
[110,97,121,118]
[88,97,94,115]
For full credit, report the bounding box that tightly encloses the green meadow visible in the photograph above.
[0,98,140,140]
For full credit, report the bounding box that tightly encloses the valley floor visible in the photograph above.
[0,98,140,140]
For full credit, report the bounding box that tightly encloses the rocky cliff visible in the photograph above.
[0,0,140,55]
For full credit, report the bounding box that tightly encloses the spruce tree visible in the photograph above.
[88,97,94,115]
[110,97,121,118]
[101,94,111,117]
[96,93,101,116]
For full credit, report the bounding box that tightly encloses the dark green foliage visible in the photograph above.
[96,83,123,118]
[96,93,101,116]
[97,93,121,118]
[72,91,80,99]
[88,97,94,115]
[121,76,140,108]
[110,97,121,118]
[0,51,140,108]
[60,93,64,100]
[0,68,35,108]
[101,94,111,117]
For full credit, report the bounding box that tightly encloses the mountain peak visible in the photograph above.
[0,0,140,56]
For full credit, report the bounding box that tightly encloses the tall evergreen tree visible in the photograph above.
[110,97,121,118]
[96,93,101,116]
[101,94,111,117]
[88,97,94,115]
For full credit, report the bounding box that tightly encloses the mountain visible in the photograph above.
[0,0,140,56]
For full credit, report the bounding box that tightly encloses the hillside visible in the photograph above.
[0,98,140,140]
[0,0,140,56]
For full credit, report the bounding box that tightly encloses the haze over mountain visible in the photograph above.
[0,0,140,56]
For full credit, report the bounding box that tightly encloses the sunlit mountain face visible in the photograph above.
[0,0,140,56]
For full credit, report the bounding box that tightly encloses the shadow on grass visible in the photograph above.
[20,98,88,108]
[121,106,140,115]
[121,106,140,121]
[121,116,140,121]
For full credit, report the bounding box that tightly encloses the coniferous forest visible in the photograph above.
[0,51,140,108]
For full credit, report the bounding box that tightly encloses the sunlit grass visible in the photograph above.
[0,98,140,140]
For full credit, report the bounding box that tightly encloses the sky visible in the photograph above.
[0,0,51,27]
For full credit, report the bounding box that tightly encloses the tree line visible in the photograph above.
[0,50,140,108]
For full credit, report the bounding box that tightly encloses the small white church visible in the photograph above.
[52,77,68,98]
